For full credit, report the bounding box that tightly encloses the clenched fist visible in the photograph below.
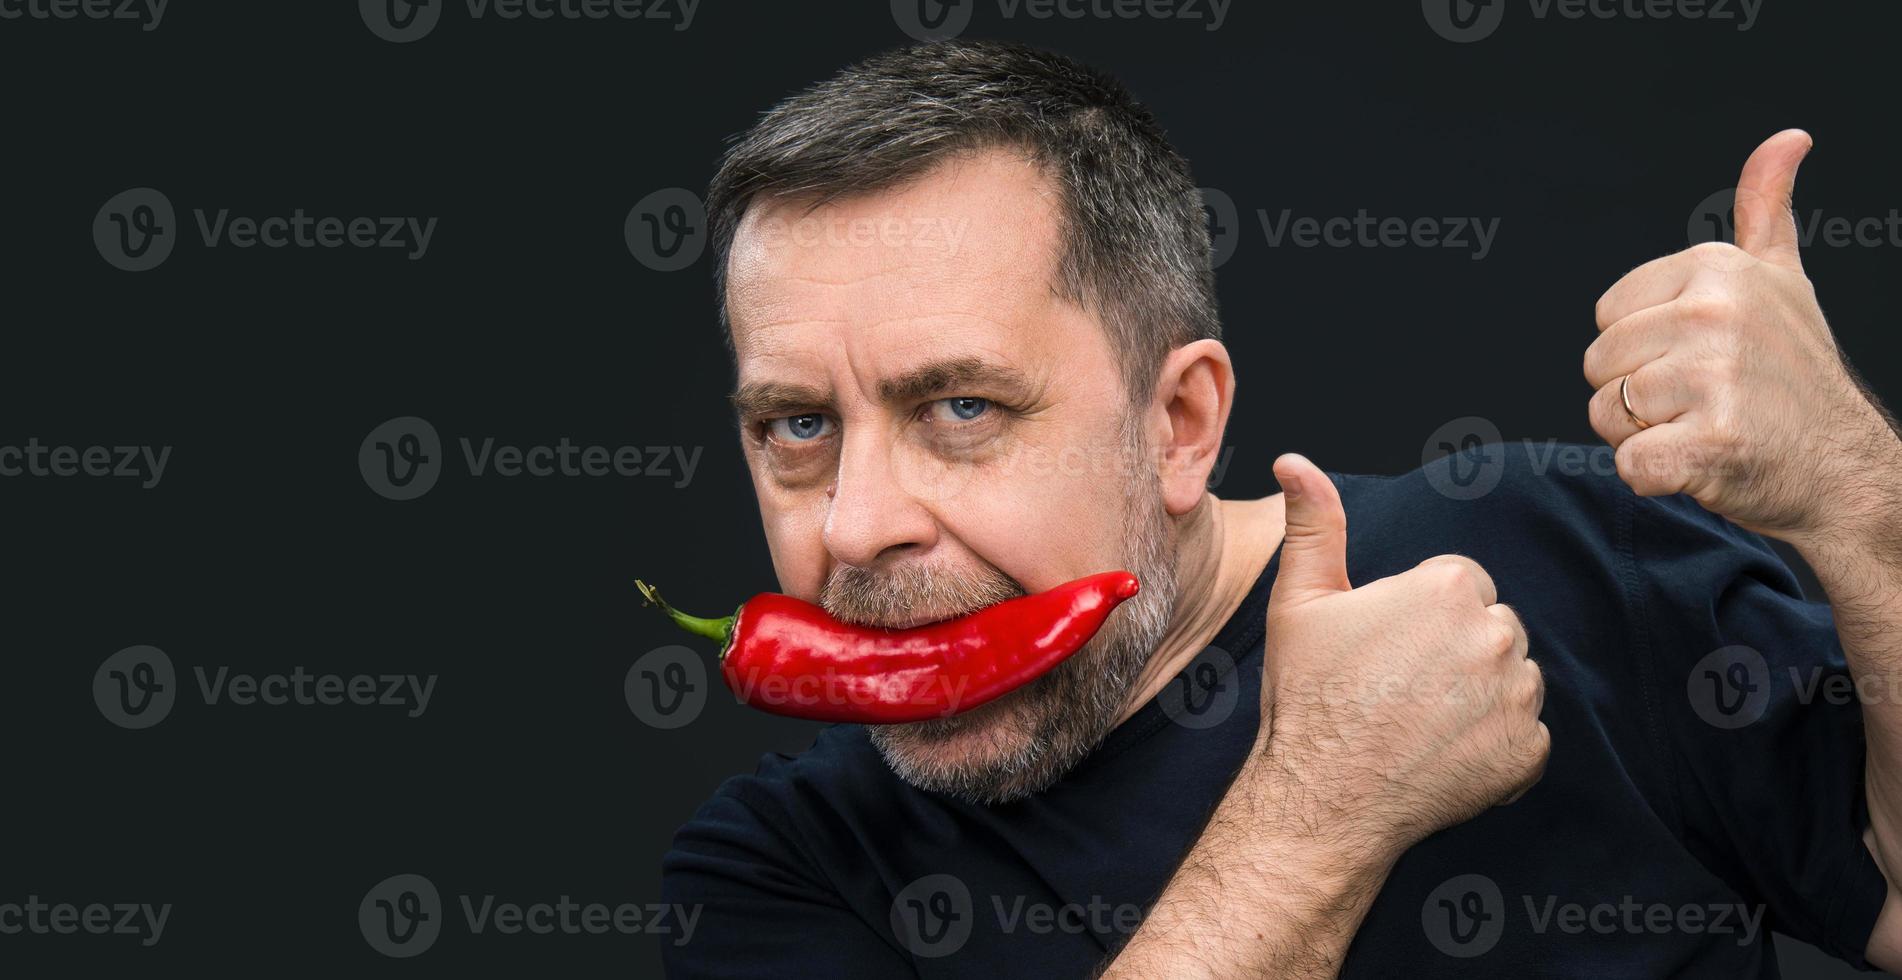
[1256,454,1550,850]
[1584,129,1902,546]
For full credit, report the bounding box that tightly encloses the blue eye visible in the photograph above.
[767,413,834,442]
[931,397,990,421]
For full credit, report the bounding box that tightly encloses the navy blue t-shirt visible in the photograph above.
[660,443,1888,977]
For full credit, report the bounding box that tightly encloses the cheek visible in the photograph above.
[945,431,1138,589]
[752,468,831,597]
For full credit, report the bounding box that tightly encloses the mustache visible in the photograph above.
[819,563,1025,629]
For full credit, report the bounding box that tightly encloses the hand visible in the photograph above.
[1584,129,1902,545]
[1257,454,1549,852]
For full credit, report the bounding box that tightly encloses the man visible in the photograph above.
[661,39,1902,976]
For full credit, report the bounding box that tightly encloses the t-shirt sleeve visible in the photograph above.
[1628,487,1891,970]
[660,770,914,979]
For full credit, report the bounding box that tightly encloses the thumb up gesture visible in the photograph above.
[1256,454,1548,850]
[1582,130,1899,547]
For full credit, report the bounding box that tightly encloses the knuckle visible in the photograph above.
[1518,664,1545,711]
[1484,616,1517,655]
[1647,357,1682,393]
[1714,351,1746,391]
[1679,294,1735,326]
[1690,240,1740,264]
[1588,387,1620,435]
[1434,559,1476,593]
[1497,604,1528,641]
[1415,555,1453,586]
[1593,290,1616,328]
[1705,406,1746,452]
[1614,438,1651,488]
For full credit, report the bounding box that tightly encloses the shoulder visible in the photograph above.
[1338,438,1767,542]
[1336,439,1626,526]
[1320,439,1785,587]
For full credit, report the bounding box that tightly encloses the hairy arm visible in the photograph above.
[1096,746,1399,978]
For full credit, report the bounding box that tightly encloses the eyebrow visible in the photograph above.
[728,355,1037,421]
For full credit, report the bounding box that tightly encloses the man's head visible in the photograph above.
[709,40,1233,804]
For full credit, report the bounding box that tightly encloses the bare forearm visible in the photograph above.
[1096,750,1401,979]
[1795,420,1902,880]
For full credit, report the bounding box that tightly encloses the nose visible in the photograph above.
[823,427,939,568]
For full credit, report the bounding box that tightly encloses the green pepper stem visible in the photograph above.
[636,579,737,647]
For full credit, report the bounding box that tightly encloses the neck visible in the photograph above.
[1114,490,1285,727]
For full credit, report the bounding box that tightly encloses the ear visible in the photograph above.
[1146,339,1236,517]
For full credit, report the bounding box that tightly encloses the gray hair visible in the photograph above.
[705,39,1221,410]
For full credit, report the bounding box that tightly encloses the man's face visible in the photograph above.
[725,149,1181,803]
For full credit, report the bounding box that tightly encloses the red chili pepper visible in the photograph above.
[634,570,1140,723]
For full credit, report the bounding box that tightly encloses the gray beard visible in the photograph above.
[839,420,1182,806]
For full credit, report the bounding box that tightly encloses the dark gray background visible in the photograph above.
[3,0,1897,975]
